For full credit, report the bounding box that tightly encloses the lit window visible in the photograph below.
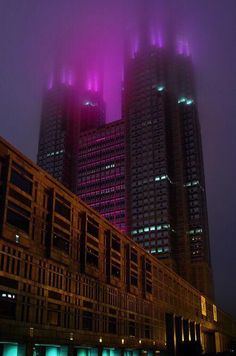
[155,174,172,183]
[186,99,194,105]
[157,85,165,92]
[201,296,207,316]
[178,97,187,104]
[84,101,97,107]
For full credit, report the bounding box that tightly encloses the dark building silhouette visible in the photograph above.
[37,30,213,298]
[123,32,214,298]
[80,89,106,132]
[37,79,79,190]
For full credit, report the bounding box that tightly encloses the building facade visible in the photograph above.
[123,36,213,298]
[37,81,79,191]
[0,136,235,356]
[80,89,106,132]
[37,32,213,298]
[76,120,126,232]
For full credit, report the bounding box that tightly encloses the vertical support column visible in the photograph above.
[183,319,189,342]
[98,345,103,356]
[68,344,75,356]
[196,323,201,343]
[199,324,205,353]
[165,313,176,356]
[215,332,221,353]
[189,321,195,342]
[175,316,183,355]
[25,341,33,356]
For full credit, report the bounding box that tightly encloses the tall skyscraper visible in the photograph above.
[123,32,214,298]
[37,72,106,192]
[37,29,214,298]
[37,71,126,231]
[37,71,79,190]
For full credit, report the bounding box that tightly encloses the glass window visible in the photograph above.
[55,200,70,220]
[6,209,30,233]
[82,311,93,330]
[53,234,69,253]
[10,169,32,195]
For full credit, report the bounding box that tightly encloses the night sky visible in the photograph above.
[0,0,236,317]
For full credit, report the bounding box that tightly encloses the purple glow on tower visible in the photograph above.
[48,73,53,90]
[131,37,139,58]
[177,38,184,55]
[185,40,190,56]
[158,31,163,48]
[68,70,73,86]
[87,78,92,91]
[151,29,156,46]
[61,68,66,84]
[121,69,124,82]
[150,29,163,48]
[151,30,164,48]
[94,75,98,91]
[86,73,100,92]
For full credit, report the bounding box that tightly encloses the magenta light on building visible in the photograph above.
[38,26,213,298]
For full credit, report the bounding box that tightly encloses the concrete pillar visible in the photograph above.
[175,316,183,355]
[196,324,201,343]
[120,348,124,356]
[68,344,75,356]
[189,321,195,342]
[165,313,176,356]
[215,332,221,353]
[98,345,103,356]
[25,341,33,356]
[183,319,189,342]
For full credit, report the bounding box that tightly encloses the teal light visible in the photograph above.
[178,97,194,105]
[77,348,88,356]
[155,174,172,183]
[185,180,199,187]
[157,85,165,92]
[3,345,18,356]
[134,224,172,235]
[178,97,187,104]
[90,349,98,356]
[189,228,203,235]
[46,347,59,356]
[186,99,194,105]
[102,350,110,356]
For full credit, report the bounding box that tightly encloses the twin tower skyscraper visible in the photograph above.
[37,28,214,299]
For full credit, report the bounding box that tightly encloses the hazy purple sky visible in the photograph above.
[0,0,236,317]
